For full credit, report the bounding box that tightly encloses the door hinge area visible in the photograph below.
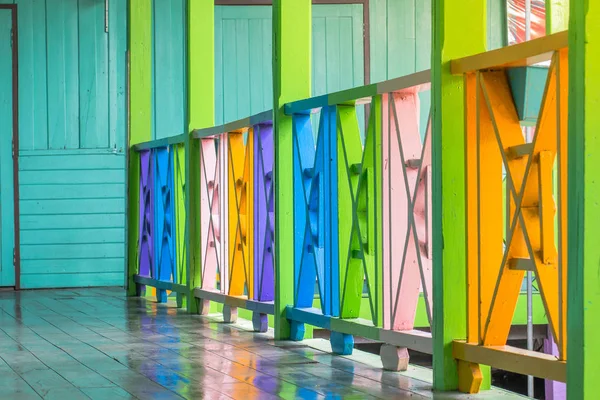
[12,138,15,158]
[13,248,16,267]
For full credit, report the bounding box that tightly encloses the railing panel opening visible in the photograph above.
[453,31,568,390]
[132,135,188,305]
[285,71,434,363]
[193,112,275,331]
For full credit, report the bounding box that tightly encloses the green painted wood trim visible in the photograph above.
[133,275,189,294]
[192,110,273,139]
[273,0,312,340]
[546,0,569,34]
[284,70,431,115]
[373,94,383,328]
[568,1,600,398]
[132,133,187,151]
[193,288,275,315]
[127,0,152,297]
[328,83,377,106]
[431,0,487,391]
[129,0,152,146]
[186,0,214,313]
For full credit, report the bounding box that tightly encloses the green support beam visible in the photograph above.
[431,0,487,391]
[567,1,600,398]
[272,0,312,339]
[127,0,152,296]
[186,0,214,313]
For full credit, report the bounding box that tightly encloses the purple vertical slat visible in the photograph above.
[138,150,154,278]
[544,327,566,400]
[254,122,275,301]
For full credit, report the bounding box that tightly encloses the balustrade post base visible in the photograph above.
[380,344,409,371]
[176,293,184,308]
[290,321,305,341]
[457,360,482,394]
[197,298,211,315]
[252,312,268,333]
[223,305,238,323]
[135,284,144,297]
[157,289,167,303]
[330,332,354,355]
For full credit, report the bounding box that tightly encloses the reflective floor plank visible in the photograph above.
[0,288,523,399]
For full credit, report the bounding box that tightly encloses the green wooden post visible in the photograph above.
[431,0,487,391]
[127,0,152,296]
[272,0,311,339]
[568,1,600,398]
[186,0,214,313]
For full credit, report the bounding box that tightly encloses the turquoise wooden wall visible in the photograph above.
[214,4,364,125]
[488,0,508,50]
[152,0,186,140]
[0,0,127,288]
[153,1,433,131]
[0,9,15,287]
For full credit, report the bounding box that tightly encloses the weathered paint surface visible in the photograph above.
[568,0,600,398]
[382,92,432,331]
[1,0,128,288]
[128,0,153,296]
[431,0,486,391]
[152,0,185,140]
[187,0,215,312]
[215,4,364,126]
[253,123,275,301]
[273,0,312,340]
[0,8,15,287]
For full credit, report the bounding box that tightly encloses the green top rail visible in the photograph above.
[192,110,273,139]
[284,69,431,115]
[132,133,187,152]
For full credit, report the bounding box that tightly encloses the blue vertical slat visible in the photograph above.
[154,147,175,283]
[323,106,339,317]
[292,107,339,316]
[293,113,316,309]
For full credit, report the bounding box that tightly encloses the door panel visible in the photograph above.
[0,9,15,287]
[215,4,364,125]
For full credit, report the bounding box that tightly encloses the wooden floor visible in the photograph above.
[0,288,522,399]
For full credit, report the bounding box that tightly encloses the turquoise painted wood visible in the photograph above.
[369,0,431,138]
[488,0,507,50]
[0,9,15,287]
[19,151,126,289]
[15,0,48,150]
[10,0,125,151]
[215,6,273,125]
[215,4,364,125]
[507,66,550,124]
[152,0,186,140]
[9,0,128,288]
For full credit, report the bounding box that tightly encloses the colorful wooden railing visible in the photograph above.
[191,111,275,332]
[284,70,433,370]
[451,31,569,392]
[132,134,188,306]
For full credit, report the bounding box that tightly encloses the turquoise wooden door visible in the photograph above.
[0,9,16,287]
[215,4,364,125]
